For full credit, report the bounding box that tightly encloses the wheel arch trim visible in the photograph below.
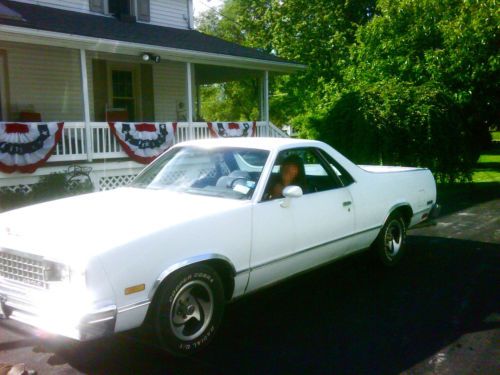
[148,253,237,300]
[384,202,413,225]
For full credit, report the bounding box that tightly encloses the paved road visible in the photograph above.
[1,199,499,374]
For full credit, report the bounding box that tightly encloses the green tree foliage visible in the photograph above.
[197,0,499,181]
[196,2,263,121]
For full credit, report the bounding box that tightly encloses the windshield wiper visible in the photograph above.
[186,188,225,197]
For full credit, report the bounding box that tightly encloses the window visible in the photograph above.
[111,70,134,120]
[317,149,355,186]
[108,0,130,16]
[89,0,149,22]
[131,147,270,200]
[107,65,141,121]
[263,148,343,200]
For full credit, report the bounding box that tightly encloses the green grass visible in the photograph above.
[492,131,500,141]
[477,153,500,164]
[472,144,500,183]
[472,170,500,183]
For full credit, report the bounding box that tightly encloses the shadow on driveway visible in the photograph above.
[437,182,500,216]
[27,234,499,375]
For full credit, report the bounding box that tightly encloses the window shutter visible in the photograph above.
[89,0,104,13]
[137,0,150,22]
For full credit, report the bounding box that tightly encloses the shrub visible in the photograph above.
[0,169,94,212]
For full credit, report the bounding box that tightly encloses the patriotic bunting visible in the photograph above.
[108,122,177,164]
[207,122,257,138]
[0,122,64,173]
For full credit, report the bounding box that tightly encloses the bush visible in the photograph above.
[0,169,94,212]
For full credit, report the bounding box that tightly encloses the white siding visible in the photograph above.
[12,0,90,13]
[0,41,84,121]
[153,60,187,121]
[13,0,191,29]
[0,43,187,122]
[149,0,189,29]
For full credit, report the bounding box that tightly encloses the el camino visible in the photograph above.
[0,138,438,355]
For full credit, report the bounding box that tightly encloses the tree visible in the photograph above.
[197,0,499,181]
[299,0,499,181]
[195,2,264,121]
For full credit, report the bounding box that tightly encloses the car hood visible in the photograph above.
[0,188,248,265]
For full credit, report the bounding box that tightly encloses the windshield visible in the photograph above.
[131,146,270,200]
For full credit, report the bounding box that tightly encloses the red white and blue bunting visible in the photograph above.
[108,122,177,164]
[207,122,257,138]
[0,122,64,173]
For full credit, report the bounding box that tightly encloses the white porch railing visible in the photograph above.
[50,121,287,162]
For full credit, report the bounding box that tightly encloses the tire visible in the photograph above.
[153,264,225,356]
[373,213,407,267]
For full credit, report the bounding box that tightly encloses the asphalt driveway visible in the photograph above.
[1,194,499,374]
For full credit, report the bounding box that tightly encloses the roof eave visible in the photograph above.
[0,24,307,73]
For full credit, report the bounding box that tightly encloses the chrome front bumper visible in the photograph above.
[0,277,116,341]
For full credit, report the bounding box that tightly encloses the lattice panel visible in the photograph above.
[0,184,33,195]
[99,174,137,191]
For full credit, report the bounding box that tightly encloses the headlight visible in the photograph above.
[44,262,71,283]
[44,262,86,289]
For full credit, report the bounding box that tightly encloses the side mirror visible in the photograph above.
[281,185,303,207]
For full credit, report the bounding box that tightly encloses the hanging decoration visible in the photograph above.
[0,122,64,173]
[108,122,177,164]
[207,122,257,138]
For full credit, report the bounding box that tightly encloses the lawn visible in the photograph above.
[472,143,500,183]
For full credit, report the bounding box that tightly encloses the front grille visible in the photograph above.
[0,251,47,288]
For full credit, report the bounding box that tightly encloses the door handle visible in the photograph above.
[343,201,352,207]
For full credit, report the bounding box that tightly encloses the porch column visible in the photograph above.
[186,62,194,140]
[263,70,270,136]
[79,49,92,162]
[196,83,201,122]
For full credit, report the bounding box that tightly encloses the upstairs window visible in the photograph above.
[89,0,149,22]
[108,0,130,17]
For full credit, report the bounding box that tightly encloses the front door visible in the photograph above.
[247,147,355,292]
[107,63,141,121]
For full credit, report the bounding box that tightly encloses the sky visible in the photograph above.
[193,0,224,17]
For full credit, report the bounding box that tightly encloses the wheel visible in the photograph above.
[373,213,407,266]
[153,264,225,356]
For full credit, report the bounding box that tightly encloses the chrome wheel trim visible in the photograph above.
[384,219,404,260]
[169,280,214,341]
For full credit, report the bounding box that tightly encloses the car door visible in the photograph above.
[247,147,355,293]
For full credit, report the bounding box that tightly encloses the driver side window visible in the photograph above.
[263,148,343,201]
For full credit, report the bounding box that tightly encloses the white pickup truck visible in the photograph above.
[0,138,438,355]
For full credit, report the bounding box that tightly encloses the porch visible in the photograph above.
[0,1,302,193]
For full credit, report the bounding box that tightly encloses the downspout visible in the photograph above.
[187,0,194,29]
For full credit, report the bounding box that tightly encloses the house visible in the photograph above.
[0,0,304,192]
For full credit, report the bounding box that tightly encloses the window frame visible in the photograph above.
[260,147,345,202]
[316,148,356,187]
[91,0,149,22]
[106,62,142,121]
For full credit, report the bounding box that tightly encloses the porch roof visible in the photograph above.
[0,0,305,73]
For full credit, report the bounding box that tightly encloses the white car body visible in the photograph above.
[0,138,437,340]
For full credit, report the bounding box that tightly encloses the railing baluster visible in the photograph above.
[61,128,67,155]
[68,127,74,155]
[107,127,111,153]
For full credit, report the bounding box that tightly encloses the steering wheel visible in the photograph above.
[230,177,248,188]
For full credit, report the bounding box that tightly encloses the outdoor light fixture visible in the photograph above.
[141,52,161,63]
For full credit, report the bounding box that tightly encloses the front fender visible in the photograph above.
[148,253,236,300]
